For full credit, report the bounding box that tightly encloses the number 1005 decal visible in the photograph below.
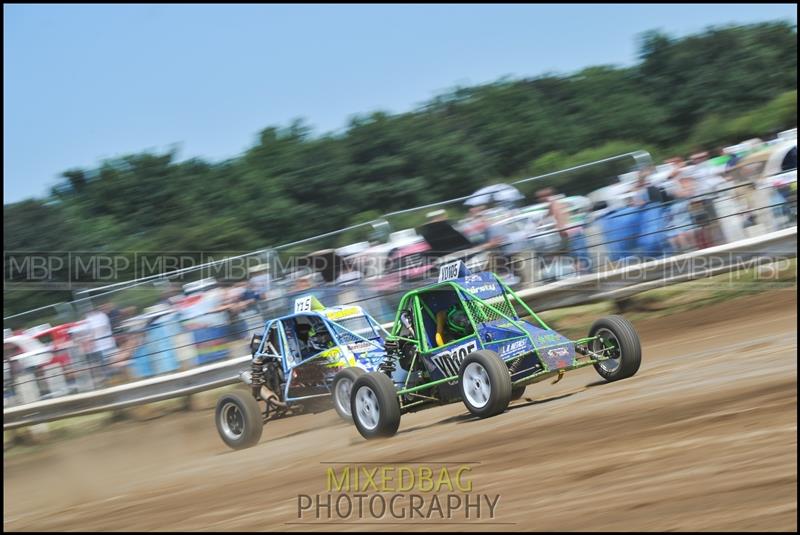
[430,341,478,377]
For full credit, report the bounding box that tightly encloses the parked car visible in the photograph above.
[729,140,797,230]
[3,333,70,405]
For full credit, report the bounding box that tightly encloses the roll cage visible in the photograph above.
[252,309,389,403]
[388,273,552,353]
[385,272,604,409]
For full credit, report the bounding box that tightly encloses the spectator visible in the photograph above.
[628,169,672,258]
[292,274,315,294]
[242,279,261,304]
[483,215,519,279]
[666,172,700,252]
[630,169,654,207]
[681,152,721,248]
[425,208,448,223]
[104,327,142,384]
[460,205,491,243]
[711,169,749,243]
[218,281,258,340]
[248,264,272,300]
[106,304,123,334]
[84,303,118,385]
[535,187,570,253]
[535,187,585,275]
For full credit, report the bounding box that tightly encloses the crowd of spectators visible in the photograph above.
[4,133,796,404]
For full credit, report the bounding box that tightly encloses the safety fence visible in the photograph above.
[3,150,797,409]
[4,187,796,406]
[3,225,796,429]
[3,182,795,407]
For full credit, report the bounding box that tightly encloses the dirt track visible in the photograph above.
[3,289,797,532]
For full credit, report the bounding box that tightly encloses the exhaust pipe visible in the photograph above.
[261,386,288,408]
[240,370,289,408]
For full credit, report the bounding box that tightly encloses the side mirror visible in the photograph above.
[250,334,264,355]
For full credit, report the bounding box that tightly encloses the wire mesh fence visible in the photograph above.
[4,150,797,407]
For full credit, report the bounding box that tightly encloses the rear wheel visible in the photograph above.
[589,315,642,382]
[215,390,263,450]
[351,372,401,439]
[332,367,366,422]
[458,350,512,418]
[510,384,527,401]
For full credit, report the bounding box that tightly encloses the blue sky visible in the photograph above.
[4,4,797,203]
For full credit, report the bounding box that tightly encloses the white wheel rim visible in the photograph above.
[593,328,621,373]
[463,362,491,409]
[335,378,353,417]
[355,385,380,430]
[220,402,245,440]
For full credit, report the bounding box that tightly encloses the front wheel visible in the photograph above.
[351,372,401,439]
[589,315,642,382]
[332,367,366,422]
[215,390,264,450]
[458,350,512,418]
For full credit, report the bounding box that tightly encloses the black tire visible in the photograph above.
[332,367,366,422]
[215,390,263,450]
[350,372,401,439]
[589,315,642,382]
[458,350,512,418]
[510,385,527,401]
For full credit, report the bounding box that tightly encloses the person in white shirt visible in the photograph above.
[84,304,118,383]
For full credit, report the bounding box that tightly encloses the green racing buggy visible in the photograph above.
[348,261,642,439]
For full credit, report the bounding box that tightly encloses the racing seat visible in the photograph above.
[284,325,303,367]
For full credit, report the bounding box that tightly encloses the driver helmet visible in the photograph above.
[446,306,471,336]
[311,328,332,347]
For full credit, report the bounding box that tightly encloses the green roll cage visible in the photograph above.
[384,274,612,411]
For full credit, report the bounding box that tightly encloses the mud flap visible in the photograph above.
[551,370,565,385]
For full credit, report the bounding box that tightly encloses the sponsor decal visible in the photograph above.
[546,347,570,358]
[465,283,499,295]
[535,333,562,345]
[430,341,478,378]
[346,341,373,353]
[499,339,528,356]
[325,307,361,320]
[321,347,341,357]
[322,347,358,369]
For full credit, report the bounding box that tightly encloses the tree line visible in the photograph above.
[4,21,797,316]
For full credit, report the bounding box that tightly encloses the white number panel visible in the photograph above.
[294,296,312,313]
